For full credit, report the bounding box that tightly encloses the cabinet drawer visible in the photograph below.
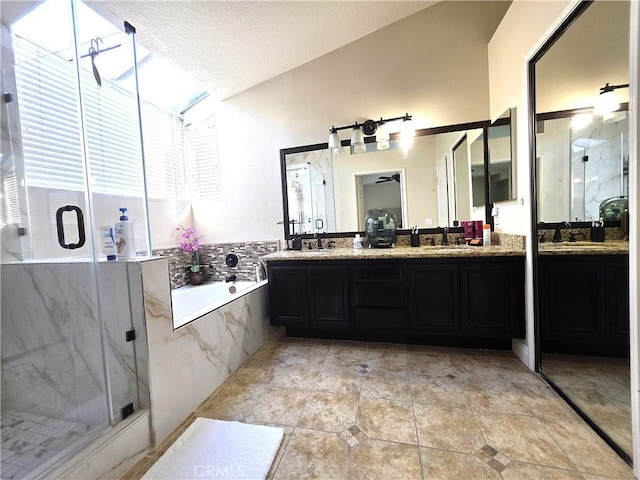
[354,283,404,308]
[354,265,403,282]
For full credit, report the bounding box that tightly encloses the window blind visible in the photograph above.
[186,118,221,200]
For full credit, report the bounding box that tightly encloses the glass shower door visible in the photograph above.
[1,1,145,478]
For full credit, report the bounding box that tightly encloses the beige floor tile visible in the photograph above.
[357,397,417,445]
[511,381,580,422]
[462,377,532,415]
[419,447,501,479]
[405,344,447,354]
[406,352,457,376]
[230,359,280,384]
[326,346,370,367]
[410,374,468,408]
[197,382,267,421]
[475,410,574,469]
[365,349,408,371]
[281,344,331,365]
[541,418,635,478]
[297,391,359,432]
[367,341,406,351]
[270,362,323,389]
[273,428,349,480]
[360,370,411,402]
[314,365,363,395]
[348,438,422,480]
[264,426,295,480]
[252,387,311,426]
[501,461,586,480]
[413,403,485,453]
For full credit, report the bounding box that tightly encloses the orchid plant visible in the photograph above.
[177,225,204,272]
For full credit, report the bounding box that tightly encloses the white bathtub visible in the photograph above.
[171,280,268,329]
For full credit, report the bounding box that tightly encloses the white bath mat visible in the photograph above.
[142,417,284,480]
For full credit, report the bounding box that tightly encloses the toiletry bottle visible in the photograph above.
[482,224,491,246]
[99,225,117,261]
[353,233,363,249]
[114,207,136,260]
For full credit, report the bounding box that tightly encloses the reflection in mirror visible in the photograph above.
[470,132,485,208]
[536,109,629,222]
[281,120,494,238]
[488,108,516,202]
[355,171,406,230]
[532,0,631,463]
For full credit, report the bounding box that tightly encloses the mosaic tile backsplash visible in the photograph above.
[153,241,278,289]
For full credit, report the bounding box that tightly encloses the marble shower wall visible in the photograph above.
[1,261,142,425]
[139,258,276,445]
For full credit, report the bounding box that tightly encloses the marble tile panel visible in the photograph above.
[348,438,422,480]
[273,428,349,480]
[297,392,358,432]
[413,403,485,453]
[360,370,411,402]
[541,418,634,478]
[419,447,501,480]
[252,387,311,426]
[475,410,574,470]
[356,397,417,445]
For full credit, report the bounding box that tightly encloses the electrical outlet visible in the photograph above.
[424,218,433,226]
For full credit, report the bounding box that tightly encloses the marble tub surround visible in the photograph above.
[122,337,634,480]
[153,240,278,289]
[139,257,277,445]
[538,240,629,255]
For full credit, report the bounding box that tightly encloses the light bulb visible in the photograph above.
[351,125,366,154]
[401,116,415,149]
[594,90,620,115]
[328,128,341,149]
[376,122,390,150]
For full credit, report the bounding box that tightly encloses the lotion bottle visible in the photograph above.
[482,224,492,246]
[114,207,136,260]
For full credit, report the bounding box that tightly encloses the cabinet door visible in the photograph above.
[539,258,603,345]
[307,265,350,328]
[604,257,629,349]
[460,260,524,337]
[268,265,308,326]
[408,263,460,333]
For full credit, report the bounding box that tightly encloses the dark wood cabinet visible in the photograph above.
[408,263,460,333]
[538,255,628,356]
[307,265,350,328]
[267,255,525,347]
[461,260,525,337]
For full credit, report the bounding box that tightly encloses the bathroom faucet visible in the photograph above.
[441,227,449,246]
[225,274,237,283]
[553,222,570,243]
[327,240,336,249]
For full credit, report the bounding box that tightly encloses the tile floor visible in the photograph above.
[541,353,632,456]
[122,337,635,480]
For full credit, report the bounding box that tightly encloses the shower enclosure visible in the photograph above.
[1,1,149,478]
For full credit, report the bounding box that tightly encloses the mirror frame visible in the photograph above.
[279,120,497,240]
[528,0,631,466]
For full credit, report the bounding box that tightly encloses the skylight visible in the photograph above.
[12,0,207,114]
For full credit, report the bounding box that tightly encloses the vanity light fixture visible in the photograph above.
[327,113,413,154]
[594,82,629,115]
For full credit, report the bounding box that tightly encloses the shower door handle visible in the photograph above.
[56,205,86,250]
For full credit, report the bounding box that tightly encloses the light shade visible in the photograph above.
[376,122,390,150]
[351,125,366,154]
[401,116,415,149]
[328,128,341,150]
[594,90,620,115]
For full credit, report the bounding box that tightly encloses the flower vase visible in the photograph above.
[188,270,205,285]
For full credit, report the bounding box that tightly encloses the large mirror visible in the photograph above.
[281,121,499,238]
[489,108,516,203]
[531,0,631,463]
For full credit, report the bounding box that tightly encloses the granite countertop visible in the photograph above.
[538,240,629,256]
[262,245,525,262]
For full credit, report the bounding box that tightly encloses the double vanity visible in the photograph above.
[263,242,526,349]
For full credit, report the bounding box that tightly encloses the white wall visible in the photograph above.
[191,1,510,242]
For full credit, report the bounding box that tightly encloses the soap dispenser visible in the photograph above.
[114,207,136,260]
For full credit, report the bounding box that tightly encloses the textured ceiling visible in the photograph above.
[85,1,436,101]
